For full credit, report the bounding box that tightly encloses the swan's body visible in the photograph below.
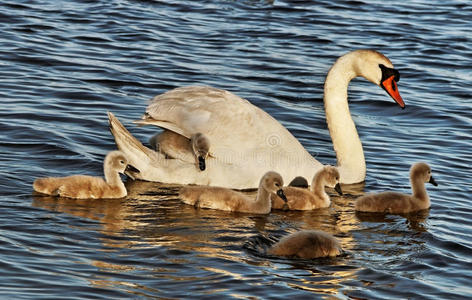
[355,162,438,214]
[109,49,404,189]
[272,166,342,210]
[33,151,139,199]
[149,131,210,171]
[267,230,342,259]
[179,171,286,214]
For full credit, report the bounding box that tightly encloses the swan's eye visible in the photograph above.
[120,160,125,164]
[275,183,280,187]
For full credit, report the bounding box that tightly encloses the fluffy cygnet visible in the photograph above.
[33,151,139,199]
[149,130,210,171]
[179,171,287,214]
[267,230,342,259]
[355,162,438,214]
[272,166,342,210]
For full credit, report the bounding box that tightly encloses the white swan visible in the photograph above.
[33,151,139,199]
[109,49,404,189]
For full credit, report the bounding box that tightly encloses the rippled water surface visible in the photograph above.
[1,0,471,298]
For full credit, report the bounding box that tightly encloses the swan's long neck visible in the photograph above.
[311,173,329,206]
[324,55,366,184]
[411,176,428,202]
[104,164,125,190]
[253,186,271,213]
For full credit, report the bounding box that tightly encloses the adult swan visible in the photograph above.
[109,49,405,189]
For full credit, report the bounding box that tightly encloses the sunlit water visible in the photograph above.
[0,0,471,298]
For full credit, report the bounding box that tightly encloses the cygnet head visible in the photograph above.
[348,49,404,108]
[410,162,438,186]
[315,166,342,195]
[104,150,140,175]
[191,133,210,171]
[261,171,287,202]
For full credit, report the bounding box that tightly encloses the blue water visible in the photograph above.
[1,0,471,298]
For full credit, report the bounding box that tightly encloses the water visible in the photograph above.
[1,0,471,298]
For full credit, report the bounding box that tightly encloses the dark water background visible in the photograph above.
[1,0,471,298]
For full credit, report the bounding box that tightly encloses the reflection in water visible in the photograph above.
[31,179,372,296]
[31,177,433,298]
[31,195,134,232]
[31,177,432,297]
[284,266,359,295]
[28,176,435,298]
[355,209,430,232]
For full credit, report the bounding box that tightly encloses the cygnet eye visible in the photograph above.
[120,160,125,164]
[275,182,280,187]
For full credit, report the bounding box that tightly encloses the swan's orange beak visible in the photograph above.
[381,75,405,109]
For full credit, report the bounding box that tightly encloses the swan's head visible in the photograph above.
[410,162,438,186]
[314,165,342,195]
[352,50,405,109]
[191,133,210,171]
[261,171,287,202]
[105,150,140,177]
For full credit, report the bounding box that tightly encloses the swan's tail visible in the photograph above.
[108,112,158,178]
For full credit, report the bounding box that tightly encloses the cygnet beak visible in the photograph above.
[198,156,206,171]
[276,189,287,202]
[126,164,140,174]
[124,165,140,180]
[334,183,343,195]
[429,176,438,186]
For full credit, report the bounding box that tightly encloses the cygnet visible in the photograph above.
[149,130,210,171]
[355,162,438,214]
[272,166,342,210]
[33,151,139,199]
[179,171,287,214]
[267,230,342,259]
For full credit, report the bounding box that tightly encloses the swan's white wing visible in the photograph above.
[140,86,251,137]
[137,86,303,161]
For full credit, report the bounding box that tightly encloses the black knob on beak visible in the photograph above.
[198,156,206,171]
[334,183,343,195]
[277,189,287,202]
[429,176,438,186]
[125,164,140,174]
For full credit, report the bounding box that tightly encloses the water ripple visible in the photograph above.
[0,0,471,298]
